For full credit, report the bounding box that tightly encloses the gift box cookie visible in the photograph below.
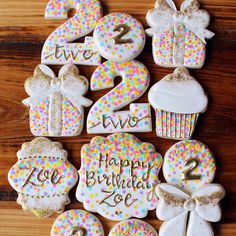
[148,67,208,140]
[23,64,92,137]
[146,0,215,68]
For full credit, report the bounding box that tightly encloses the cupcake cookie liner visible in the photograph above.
[155,109,199,140]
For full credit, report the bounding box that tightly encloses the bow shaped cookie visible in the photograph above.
[156,183,225,236]
[146,0,214,43]
[23,64,92,136]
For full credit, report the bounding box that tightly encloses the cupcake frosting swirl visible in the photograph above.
[148,67,208,114]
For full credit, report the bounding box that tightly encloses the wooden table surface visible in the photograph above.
[0,0,235,235]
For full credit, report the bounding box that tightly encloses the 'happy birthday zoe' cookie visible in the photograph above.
[8,137,78,217]
[51,209,104,236]
[76,133,163,221]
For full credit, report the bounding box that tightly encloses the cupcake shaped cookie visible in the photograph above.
[148,67,208,140]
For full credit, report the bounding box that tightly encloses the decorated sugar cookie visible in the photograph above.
[23,64,92,137]
[8,138,78,217]
[148,67,208,140]
[76,133,163,221]
[42,0,102,65]
[108,219,158,236]
[163,140,216,192]
[87,60,152,134]
[93,13,146,62]
[156,183,225,236]
[146,0,215,68]
[51,209,104,236]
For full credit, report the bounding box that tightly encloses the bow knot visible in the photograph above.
[183,198,196,211]
[156,183,225,236]
[50,79,61,91]
[23,64,93,109]
[146,0,215,44]
[173,11,184,23]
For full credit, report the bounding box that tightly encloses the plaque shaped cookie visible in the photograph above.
[8,137,78,217]
[156,183,225,236]
[76,133,163,221]
[146,0,215,68]
[23,64,92,137]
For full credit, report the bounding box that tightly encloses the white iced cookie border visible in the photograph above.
[8,137,78,218]
[156,183,225,236]
[148,67,208,114]
[22,64,92,137]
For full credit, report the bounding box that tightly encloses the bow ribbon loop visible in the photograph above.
[23,64,93,109]
[146,0,214,43]
[156,183,225,236]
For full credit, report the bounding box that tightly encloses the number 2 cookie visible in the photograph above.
[108,219,158,236]
[51,209,104,236]
[163,140,216,192]
[8,137,78,217]
[157,140,225,236]
[76,133,163,221]
[94,13,146,62]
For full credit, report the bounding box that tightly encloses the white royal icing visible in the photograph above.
[148,67,208,114]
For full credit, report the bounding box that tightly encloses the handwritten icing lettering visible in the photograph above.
[21,167,64,187]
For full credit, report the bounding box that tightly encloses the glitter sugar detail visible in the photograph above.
[76,133,163,221]
[42,0,102,65]
[163,140,216,193]
[51,210,104,236]
[87,60,152,134]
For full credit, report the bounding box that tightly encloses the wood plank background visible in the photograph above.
[0,0,236,235]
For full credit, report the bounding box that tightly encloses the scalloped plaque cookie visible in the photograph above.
[8,137,78,217]
[76,133,163,221]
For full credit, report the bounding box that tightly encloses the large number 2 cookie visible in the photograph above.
[94,13,146,62]
[76,133,163,221]
[87,60,152,134]
[42,0,102,65]
[8,138,78,218]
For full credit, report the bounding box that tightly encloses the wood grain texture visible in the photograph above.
[0,0,236,235]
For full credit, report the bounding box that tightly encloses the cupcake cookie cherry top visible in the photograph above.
[146,0,215,68]
[148,67,208,140]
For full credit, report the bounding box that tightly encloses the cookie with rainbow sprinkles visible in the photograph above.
[76,133,163,221]
[8,137,78,217]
